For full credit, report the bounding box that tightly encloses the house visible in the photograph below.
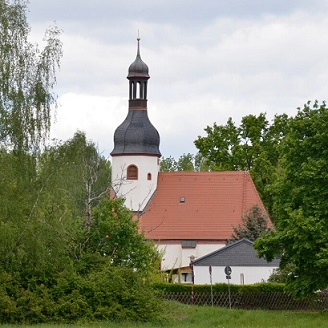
[111,39,270,272]
[192,239,280,285]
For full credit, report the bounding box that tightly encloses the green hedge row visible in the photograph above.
[0,266,162,324]
[153,282,285,294]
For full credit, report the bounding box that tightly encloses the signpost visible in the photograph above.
[224,266,232,309]
[189,256,195,305]
[209,265,213,306]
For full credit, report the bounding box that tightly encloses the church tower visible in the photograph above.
[111,38,161,212]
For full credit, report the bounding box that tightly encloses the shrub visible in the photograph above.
[0,265,163,324]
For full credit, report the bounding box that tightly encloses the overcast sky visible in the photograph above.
[27,0,328,159]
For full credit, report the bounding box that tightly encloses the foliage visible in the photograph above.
[0,140,160,323]
[160,155,178,171]
[153,282,285,294]
[81,198,160,274]
[194,113,289,213]
[38,131,111,232]
[230,205,270,242]
[255,101,328,297]
[268,264,297,283]
[0,266,162,324]
[160,152,210,172]
[0,0,62,152]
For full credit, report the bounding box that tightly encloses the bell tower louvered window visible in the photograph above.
[127,164,138,180]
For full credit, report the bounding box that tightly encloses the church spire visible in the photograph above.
[127,38,150,109]
[111,39,160,157]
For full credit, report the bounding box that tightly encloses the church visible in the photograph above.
[110,39,268,273]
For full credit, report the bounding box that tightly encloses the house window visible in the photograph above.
[147,173,152,180]
[181,272,188,282]
[127,165,138,180]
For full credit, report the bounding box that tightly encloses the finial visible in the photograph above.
[137,31,140,55]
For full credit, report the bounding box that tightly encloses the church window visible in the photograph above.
[147,173,152,180]
[127,165,138,180]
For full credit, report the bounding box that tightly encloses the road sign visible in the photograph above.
[224,266,232,275]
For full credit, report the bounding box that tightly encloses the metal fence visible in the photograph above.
[162,291,328,311]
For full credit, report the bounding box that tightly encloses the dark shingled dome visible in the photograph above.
[111,110,161,156]
[127,42,149,79]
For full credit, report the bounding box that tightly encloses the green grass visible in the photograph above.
[1,302,327,328]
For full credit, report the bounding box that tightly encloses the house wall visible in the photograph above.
[193,265,278,285]
[159,243,225,270]
[111,155,159,211]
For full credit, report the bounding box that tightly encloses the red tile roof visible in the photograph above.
[138,171,268,241]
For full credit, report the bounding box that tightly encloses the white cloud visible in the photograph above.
[26,1,328,159]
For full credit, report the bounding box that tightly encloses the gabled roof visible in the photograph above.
[193,238,280,267]
[139,171,268,241]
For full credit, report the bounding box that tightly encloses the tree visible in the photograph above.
[0,2,163,322]
[83,198,160,274]
[160,155,178,171]
[176,153,195,171]
[37,131,112,261]
[194,113,289,213]
[230,205,269,242]
[255,101,328,297]
[160,152,210,172]
[0,0,62,152]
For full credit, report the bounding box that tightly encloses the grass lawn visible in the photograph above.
[1,302,327,328]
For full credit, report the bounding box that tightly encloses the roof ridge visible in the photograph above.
[158,171,249,175]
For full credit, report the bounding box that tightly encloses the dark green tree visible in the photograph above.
[230,205,270,242]
[255,100,328,297]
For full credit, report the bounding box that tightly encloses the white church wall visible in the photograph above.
[159,242,226,270]
[111,155,159,212]
[193,266,277,285]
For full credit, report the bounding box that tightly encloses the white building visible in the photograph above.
[192,239,280,285]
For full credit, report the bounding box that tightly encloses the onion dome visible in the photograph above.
[127,38,149,79]
[111,110,160,156]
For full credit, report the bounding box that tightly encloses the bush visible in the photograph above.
[0,265,163,324]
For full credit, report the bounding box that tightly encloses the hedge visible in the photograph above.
[153,282,286,294]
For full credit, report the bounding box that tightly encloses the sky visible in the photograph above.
[26,0,328,159]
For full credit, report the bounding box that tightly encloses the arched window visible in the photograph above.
[127,164,138,180]
[240,273,245,285]
[147,173,152,180]
[136,81,141,99]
